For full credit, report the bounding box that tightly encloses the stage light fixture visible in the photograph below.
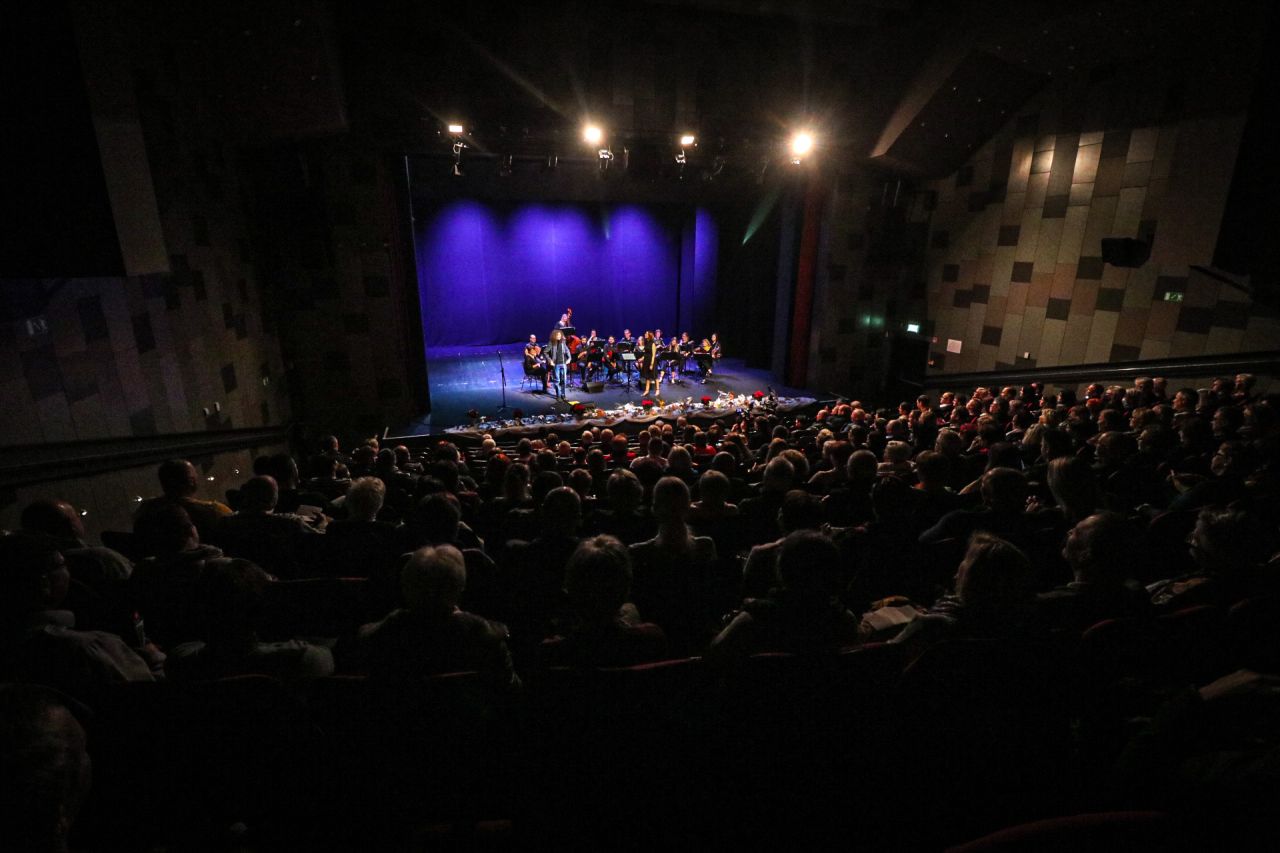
[907,323,921,333]
[447,123,464,134]
[583,123,604,146]
[790,131,814,161]
[680,134,696,146]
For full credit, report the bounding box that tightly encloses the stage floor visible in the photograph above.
[396,342,817,435]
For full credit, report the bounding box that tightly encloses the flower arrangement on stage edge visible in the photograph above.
[641,399,655,409]
[753,390,765,400]
[700,395,712,406]
[571,402,586,415]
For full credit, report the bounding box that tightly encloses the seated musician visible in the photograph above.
[663,337,682,383]
[696,338,714,384]
[604,336,620,378]
[524,334,550,392]
[586,329,600,346]
[621,329,635,346]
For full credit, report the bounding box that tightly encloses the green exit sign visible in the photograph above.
[1163,291,1184,302]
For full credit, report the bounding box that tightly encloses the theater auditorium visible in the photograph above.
[3,0,1280,849]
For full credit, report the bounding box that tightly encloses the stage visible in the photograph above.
[392,342,821,438]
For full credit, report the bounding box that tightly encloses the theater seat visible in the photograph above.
[261,576,374,640]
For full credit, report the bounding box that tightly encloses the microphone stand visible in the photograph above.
[496,349,509,414]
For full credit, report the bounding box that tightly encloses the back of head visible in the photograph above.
[777,530,841,599]
[711,451,738,476]
[778,489,824,533]
[872,475,917,520]
[564,535,633,619]
[986,442,1022,471]
[239,476,279,513]
[847,449,878,481]
[0,683,91,852]
[157,458,196,498]
[652,476,692,523]
[532,470,565,504]
[198,557,271,639]
[915,451,949,488]
[697,469,731,505]
[20,500,79,540]
[133,502,198,556]
[376,448,397,471]
[264,453,299,488]
[980,467,1027,512]
[401,545,466,613]
[607,469,644,512]
[957,533,1034,609]
[412,493,462,543]
[541,486,582,537]
[345,476,386,522]
[762,456,795,492]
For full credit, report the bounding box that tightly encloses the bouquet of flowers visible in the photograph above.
[571,402,586,415]
[701,395,712,406]
[753,390,765,400]
[641,399,655,409]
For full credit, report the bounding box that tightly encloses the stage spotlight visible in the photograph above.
[790,131,814,161]
[680,134,696,146]
[583,123,604,146]
[499,154,513,177]
[597,147,615,173]
[447,123,464,134]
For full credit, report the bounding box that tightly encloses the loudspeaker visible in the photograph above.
[582,381,605,394]
[1101,237,1151,268]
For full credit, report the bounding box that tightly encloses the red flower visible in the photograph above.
[701,395,712,404]
[571,402,585,414]
[641,399,654,408]
[753,390,765,399]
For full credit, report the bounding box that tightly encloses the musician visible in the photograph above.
[710,333,722,372]
[524,333,549,392]
[582,329,603,382]
[547,329,571,399]
[640,331,659,396]
[679,332,692,349]
[604,335,620,379]
[621,329,635,346]
[663,336,683,384]
[695,338,714,383]
[556,313,571,329]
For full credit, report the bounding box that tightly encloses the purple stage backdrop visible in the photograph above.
[415,200,717,348]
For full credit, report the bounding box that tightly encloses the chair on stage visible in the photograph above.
[520,361,544,392]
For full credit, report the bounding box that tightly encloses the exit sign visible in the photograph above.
[1163,292,1184,302]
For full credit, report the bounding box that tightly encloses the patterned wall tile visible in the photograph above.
[1073,143,1101,183]
[1095,287,1125,313]
[1046,297,1071,321]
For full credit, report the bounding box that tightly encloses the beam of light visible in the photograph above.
[583,124,603,145]
[790,131,814,157]
[742,185,782,245]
